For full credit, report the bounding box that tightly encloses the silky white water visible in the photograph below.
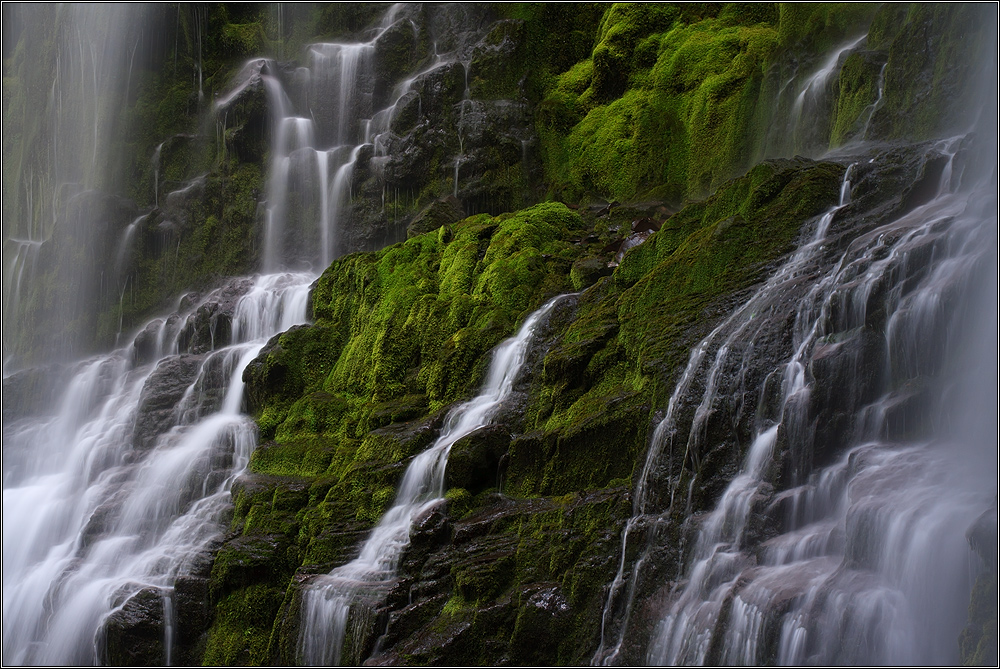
[298,294,568,666]
[594,132,997,665]
[2,272,312,665]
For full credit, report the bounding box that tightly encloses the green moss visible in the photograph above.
[540,9,784,204]
[203,584,286,666]
[776,3,880,52]
[871,3,995,141]
[615,158,843,368]
[829,50,883,146]
[960,567,999,666]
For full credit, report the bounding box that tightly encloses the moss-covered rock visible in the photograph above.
[868,3,996,141]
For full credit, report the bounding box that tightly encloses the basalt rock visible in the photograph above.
[444,424,512,493]
[406,196,465,238]
[103,587,168,666]
[133,354,206,451]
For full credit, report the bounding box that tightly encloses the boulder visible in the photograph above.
[102,587,167,666]
[133,354,206,452]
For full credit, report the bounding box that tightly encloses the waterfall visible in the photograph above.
[595,125,997,664]
[593,163,857,666]
[253,4,432,272]
[760,33,869,161]
[2,4,153,368]
[1,272,312,665]
[298,294,569,666]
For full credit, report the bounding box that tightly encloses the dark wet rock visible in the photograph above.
[103,587,167,666]
[406,196,465,238]
[214,59,270,163]
[968,506,998,566]
[445,424,512,493]
[159,176,206,231]
[631,216,661,234]
[132,319,166,366]
[210,533,294,598]
[133,354,205,452]
[175,277,254,354]
[366,410,444,462]
[367,490,628,666]
[80,486,130,549]
[373,18,419,107]
[1,361,67,421]
[509,584,572,664]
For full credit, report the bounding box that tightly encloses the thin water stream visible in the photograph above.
[298,294,569,666]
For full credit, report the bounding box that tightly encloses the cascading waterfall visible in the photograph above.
[298,294,569,666]
[3,274,312,664]
[593,162,857,667]
[2,4,153,368]
[1,272,312,665]
[240,2,510,272]
[595,125,997,665]
[253,4,429,272]
[6,4,994,666]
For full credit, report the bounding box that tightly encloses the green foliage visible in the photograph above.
[829,50,882,146]
[203,584,287,665]
[240,202,586,577]
[960,567,999,666]
[776,3,879,52]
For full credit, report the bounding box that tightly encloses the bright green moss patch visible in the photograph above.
[203,584,287,666]
[542,8,784,204]
[776,3,879,52]
[242,201,588,573]
[830,50,883,147]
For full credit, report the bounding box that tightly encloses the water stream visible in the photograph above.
[298,294,569,666]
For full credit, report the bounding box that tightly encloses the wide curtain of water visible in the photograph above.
[1,5,318,665]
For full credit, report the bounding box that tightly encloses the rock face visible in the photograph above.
[133,355,206,451]
[406,196,466,238]
[961,505,999,666]
[103,587,168,666]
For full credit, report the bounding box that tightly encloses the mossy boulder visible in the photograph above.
[570,256,613,290]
